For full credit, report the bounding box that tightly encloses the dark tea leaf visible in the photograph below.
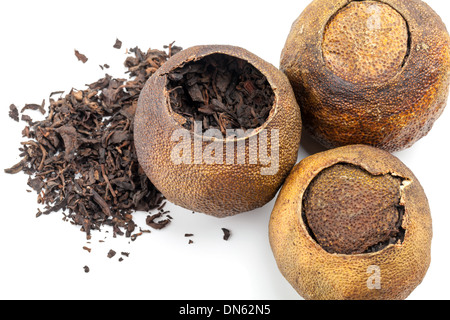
[113,38,122,49]
[107,249,116,259]
[167,53,274,135]
[222,228,231,241]
[74,49,88,63]
[5,43,182,240]
[8,104,19,122]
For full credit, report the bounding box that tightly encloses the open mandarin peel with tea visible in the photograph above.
[134,45,302,217]
[269,145,432,300]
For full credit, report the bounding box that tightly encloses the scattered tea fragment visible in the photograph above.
[74,49,88,63]
[107,249,116,259]
[113,38,122,49]
[20,114,33,125]
[167,53,274,135]
[20,100,45,115]
[222,228,231,241]
[50,91,65,98]
[83,266,90,273]
[302,164,405,254]
[185,233,194,244]
[117,252,129,262]
[8,104,19,122]
[163,41,181,58]
[280,0,450,152]
[83,246,92,253]
[146,213,171,230]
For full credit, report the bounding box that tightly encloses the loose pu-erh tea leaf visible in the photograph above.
[107,249,117,259]
[74,49,88,63]
[167,53,274,136]
[222,228,231,241]
[8,104,19,122]
[113,38,123,49]
[5,42,183,240]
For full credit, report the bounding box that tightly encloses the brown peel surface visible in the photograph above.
[269,145,432,300]
[323,1,409,84]
[302,163,404,255]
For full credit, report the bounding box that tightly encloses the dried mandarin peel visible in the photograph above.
[269,145,432,300]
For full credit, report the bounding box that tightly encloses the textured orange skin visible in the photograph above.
[269,145,432,300]
[281,0,450,152]
[135,45,302,217]
[322,1,409,84]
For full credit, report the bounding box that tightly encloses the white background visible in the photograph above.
[1,0,449,300]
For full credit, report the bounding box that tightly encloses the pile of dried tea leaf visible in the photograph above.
[5,42,182,240]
